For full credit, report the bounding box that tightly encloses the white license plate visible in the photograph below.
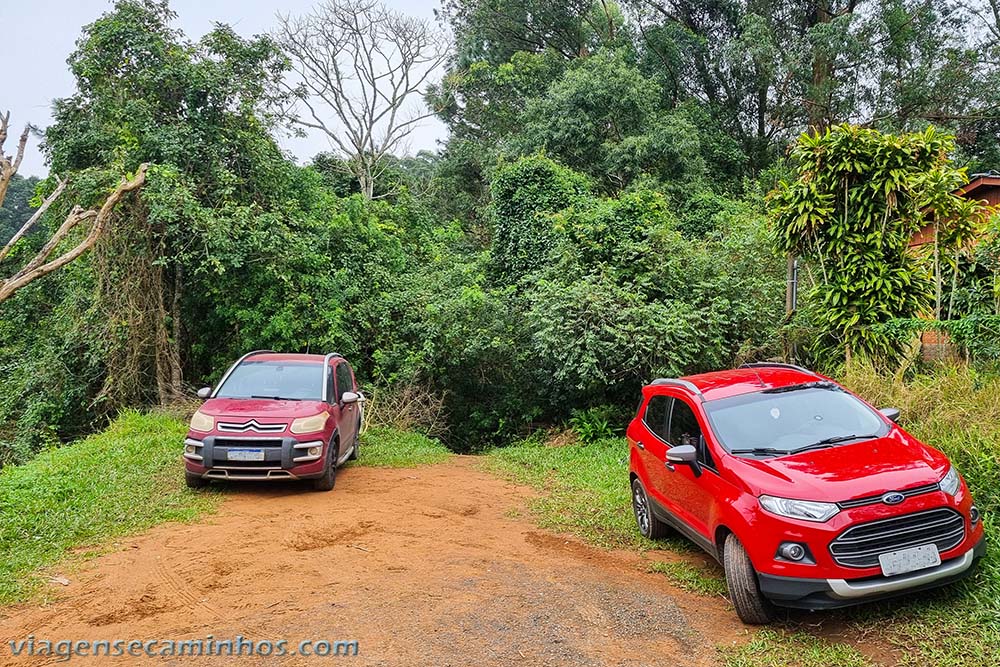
[878,544,941,577]
[227,448,265,462]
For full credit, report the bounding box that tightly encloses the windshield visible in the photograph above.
[215,360,324,401]
[703,385,888,457]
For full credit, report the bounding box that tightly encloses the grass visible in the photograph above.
[719,629,875,667]
[354,425,451,467]
[0,410,219,605]
[484,434,692,550]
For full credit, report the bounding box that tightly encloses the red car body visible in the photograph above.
[627,363,984,618]
[183,351,362,490]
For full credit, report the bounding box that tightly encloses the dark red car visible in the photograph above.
[628,363,984,623]
[183,351,362,491]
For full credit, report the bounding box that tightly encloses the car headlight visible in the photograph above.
[759,495,840,522]
[290,411,329,434]
[939,466,961,496]
[189,410,214,432]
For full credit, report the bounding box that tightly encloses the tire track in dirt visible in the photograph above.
[0,457,750,666]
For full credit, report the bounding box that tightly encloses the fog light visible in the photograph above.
[971,506,981,525]
[779,542,806,561]
[184,444,196,455]
[308,446,321,457]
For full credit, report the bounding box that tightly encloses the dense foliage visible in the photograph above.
[0,0,998,459]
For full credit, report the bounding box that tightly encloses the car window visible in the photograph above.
[335,363,353,401]
[668,399,702,449]
[643,395,671,440]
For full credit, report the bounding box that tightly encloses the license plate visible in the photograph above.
[227,448,265,462]
[878,544,941,577]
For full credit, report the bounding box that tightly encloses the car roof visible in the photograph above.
[244,353,336,364]
[650,365,825,402]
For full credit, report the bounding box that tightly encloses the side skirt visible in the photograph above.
[647,495,720,562]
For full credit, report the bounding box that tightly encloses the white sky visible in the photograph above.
[0,0,448,177]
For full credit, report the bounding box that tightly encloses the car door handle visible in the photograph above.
[635,441,645,450]
[665,461,675,472]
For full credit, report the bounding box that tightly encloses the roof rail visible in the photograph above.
[650,378,704,400]
[739,362,817,375]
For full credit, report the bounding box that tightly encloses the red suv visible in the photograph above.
[183,351,363,491]
[628,363,984,623]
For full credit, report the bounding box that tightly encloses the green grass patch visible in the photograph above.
[353,426,451,467]
[648,559,728,597]
[0,410,219,605]
[840,364,1000,666]
[483,435,692,551]
[719,629,875,667]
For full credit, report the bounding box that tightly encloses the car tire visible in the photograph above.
[312,441,338,491]
[631,478,669,539]
[723,533,776,624]
[185,471,208,489]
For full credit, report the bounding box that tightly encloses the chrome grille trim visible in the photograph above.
[217,419,287,433]
[829,507,965,568]
[837,482,940,509]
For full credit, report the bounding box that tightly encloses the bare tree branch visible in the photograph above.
[0,175,68,263]
[0,111,31,208]
[276,0,449,198]
[0,165,149,304]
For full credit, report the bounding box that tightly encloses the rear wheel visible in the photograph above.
[312,441,338,491]
[631,478,669,539]
[185,471,208,489]
[723,534,776,624]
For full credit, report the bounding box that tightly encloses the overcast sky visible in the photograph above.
[0,0,448,177]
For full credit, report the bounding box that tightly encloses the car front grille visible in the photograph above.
[837,482,941,509]
[829,507,965,568]
[217,420,286,433]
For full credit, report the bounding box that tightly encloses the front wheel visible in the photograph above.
[312,442,338,491]
[185,471,208,489]
[723,534,776,624]
[631,478,669,539]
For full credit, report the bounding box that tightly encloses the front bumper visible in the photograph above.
[183,434,328,481]
[758,535,986,610]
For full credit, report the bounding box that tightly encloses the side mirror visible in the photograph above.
[666,444,697,463]
[197,387,212,400]
[879,407,901,423]
[341,391,359,404]
[666,444,702,477]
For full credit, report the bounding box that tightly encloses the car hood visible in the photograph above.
[199,398,328,420]
[727,432,950,502]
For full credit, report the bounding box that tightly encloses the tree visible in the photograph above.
[277,0,449,198]
[0,111,147,305]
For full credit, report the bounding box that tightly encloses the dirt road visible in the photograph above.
[0,457,749,666]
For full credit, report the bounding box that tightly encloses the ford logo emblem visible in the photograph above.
[882,492,905,505]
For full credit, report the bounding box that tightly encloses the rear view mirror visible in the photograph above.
[197,387,212,400]
[341,391,359,404]
[879,407,901,423]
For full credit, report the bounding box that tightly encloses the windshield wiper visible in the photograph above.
[760,380,837,394]
[789,433,881,453]
[729,447,790,457]
[249,395,303,401]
